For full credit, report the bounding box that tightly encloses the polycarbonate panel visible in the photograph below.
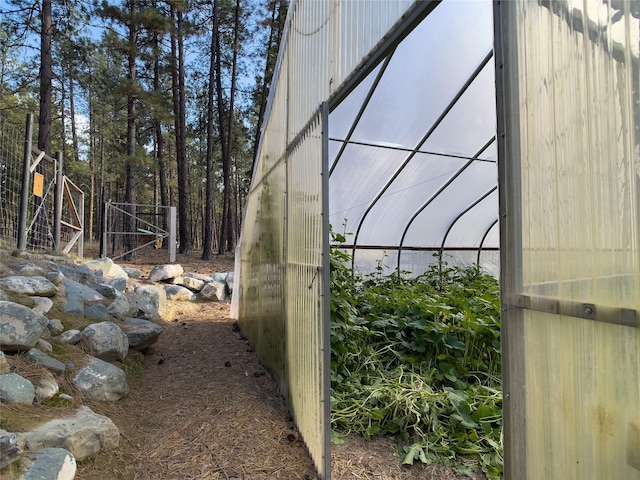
[497,1,640,478]
[361,160,495,247]
[238,161,287,390]
[349,0,493,150]
[330,0,416,90]
[440,191,499,248]
[286,112,328,478]
[328,143,410,235]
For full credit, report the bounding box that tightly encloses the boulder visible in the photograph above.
[180,276,206,292]
[24,349,66,375]
[24,448,76,480]
[90,283,120,299]
[24,405,120,460]
[0,276,58,297]
[35,338,53,353]
[225,272,235,293]
[81,322,128,362]
[106,295,131,320]
[47,318,65,337]
[83,258,128,280]
[34,374,59,403]
[73,357,128,402]
[0,301,49,351]
[46,270,65,286]
[57,329,82,345]
[120,318,163,350]
[43,261,97,284]
[104,276,128,292]
[63,279,104,315]
[211,272,227,283]
[31,296,53,315]
[200,279,228,302]
[148,264,184,282]
[0,431,24,469]
[84,303,110,322]
[165,285,196,301]
[11,263,46,276]
[0,372,34,405]
[133,285,167,321]
[0,351,10,374]
[123,267,141,279]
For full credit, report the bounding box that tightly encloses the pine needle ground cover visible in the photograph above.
[330,232,503,479]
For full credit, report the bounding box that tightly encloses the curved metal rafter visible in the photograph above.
[437,186,498,275]
[348,49,494,274]
[477,218,499,267]
[395,136,496,274]
[329,54,395,175]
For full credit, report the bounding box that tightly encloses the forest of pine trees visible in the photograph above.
[0,0,288,257]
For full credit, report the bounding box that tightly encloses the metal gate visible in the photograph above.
[102,201,176,262]
[16,114,84,256]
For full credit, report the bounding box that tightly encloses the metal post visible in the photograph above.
[53,151,63,251]
[78,190,85,258]
[17,114,33,250]
[168,206,177,262]
[101,201,108,258]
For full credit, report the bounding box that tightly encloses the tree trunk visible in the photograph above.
[202,0,219,261]
[172,5,191,254]
[38,0,52,153]
[124,0,138,259]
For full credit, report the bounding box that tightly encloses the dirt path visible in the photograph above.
[70,248,477,480]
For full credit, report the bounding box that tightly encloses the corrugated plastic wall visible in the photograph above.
[497,1,640,478]
[238,2,428,478]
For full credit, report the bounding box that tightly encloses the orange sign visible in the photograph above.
[33,172,44,197]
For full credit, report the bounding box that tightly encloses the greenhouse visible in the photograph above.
[234,1,640,479]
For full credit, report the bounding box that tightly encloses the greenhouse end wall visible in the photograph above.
[497,1,640,478]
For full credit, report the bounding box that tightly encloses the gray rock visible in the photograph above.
[105,276,127,292]
[225,272,235,293]
[25,405,120,460]
[90,283,119,298]
[185,272,213,281]
[47,318,65,336]
[83,258,128,280]
[0,351,10,374]
[46,270,65,285]
[0,276,58,297]
[11,263,46,276]
[180,276,206,292]
[106,295,131,320]
[31,296,53,315]
[200,279,228,302]
[34,374,59,403]
[0,431,23,469]
[63,279,104,314]
[81,322,128,362]
[43,261,97,284]
[24,348,66,375]
[0,372,34,405]
[73,357,128,402]
[84,303,110,321]
[58,329,82,345]
[133,285,167,321]
[211,272,227,283]
[123,267,141,279]
[0,301,49,351]
[148,264,184,282]
[165,284,196,301]
[24,447,76,480]
[36,338,53,353]
[0,289,7,301]
[121,318,164,350]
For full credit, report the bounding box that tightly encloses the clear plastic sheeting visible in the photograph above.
[328,0,498,276]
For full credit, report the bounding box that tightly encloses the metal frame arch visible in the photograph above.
[395,136,496,274]
[437,186,497,276]
[477,218,499,267]
[348,50,494,274]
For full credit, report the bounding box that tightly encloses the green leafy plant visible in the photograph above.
[330,228,503,479]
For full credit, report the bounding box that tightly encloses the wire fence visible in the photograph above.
[0,116,25,250]
[0,114,84,255]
